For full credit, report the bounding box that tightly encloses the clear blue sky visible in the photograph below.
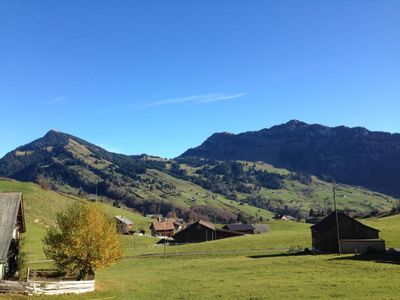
[1,0,399,158]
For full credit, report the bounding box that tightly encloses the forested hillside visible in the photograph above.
[181,120,400,197]
[0,129,398,222]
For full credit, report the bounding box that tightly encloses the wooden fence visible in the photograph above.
[0,279,95,295]
[0,280,24,294]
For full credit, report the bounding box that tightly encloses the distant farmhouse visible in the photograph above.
[115,216,134,234]
[0,192,26,279]
[311,211,384,254]
[150,220,175,237]
[173,220,244,244]
[280,215,296,221]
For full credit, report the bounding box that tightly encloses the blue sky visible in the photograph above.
[1,0,399,158]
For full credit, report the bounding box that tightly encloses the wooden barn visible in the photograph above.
[150,220,175,237]
[173,220,244,244]
[311,211,384,253]
[0,192,26,279]
[115,216,134,234]
[222,224,255,234]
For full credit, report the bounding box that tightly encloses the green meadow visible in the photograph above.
[1,179,399,300]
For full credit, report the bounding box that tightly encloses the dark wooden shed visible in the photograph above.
[173,220,216,243]
[311,211,381,253]
[173,220,244,244]
[222,224,255,234]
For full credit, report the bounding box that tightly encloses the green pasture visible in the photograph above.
[1,179,399,300]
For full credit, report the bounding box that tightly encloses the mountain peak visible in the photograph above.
[283,120,308,127]
[45,129,64,136]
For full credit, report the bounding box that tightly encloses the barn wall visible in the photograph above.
[312,226,339,253]
[216,230,244,239]
[312,215,380,253]
[338,218,379,239]
[174,224,216,243]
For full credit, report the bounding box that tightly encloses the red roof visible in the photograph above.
[151,220,175,231]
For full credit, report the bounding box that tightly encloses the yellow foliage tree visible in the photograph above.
[43,202,123,279]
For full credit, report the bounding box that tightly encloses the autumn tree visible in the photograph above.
[43,202,123,280]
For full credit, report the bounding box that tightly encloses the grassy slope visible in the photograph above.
[177,161,397,216]
[0,179,153,262]
[239,161,396,213]
[54,137,398,220]
[364,214,400,247]
[56,139,275,221]
[1,180,400,300]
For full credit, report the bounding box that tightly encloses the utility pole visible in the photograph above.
[164,226,166,257]
[333,185,342,255]
[133,225,136,249]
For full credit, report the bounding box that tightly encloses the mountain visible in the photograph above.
[0,129,398,221]
[180,120,400,197]
[0,130,276,222]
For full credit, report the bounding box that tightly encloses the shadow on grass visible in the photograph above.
[330,253,400,265]
[248,250,313,259]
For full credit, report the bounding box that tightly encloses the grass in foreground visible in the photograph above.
[1,179,399,300]
[3,215,400,300]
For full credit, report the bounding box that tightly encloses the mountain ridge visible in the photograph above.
[180,120,400,197]
[0,123,398,222]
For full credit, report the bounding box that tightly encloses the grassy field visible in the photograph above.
[1,180,399,300]
[236,161,396,214]
[3,217,400,300]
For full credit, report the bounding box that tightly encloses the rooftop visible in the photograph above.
[311,211,380,233]
[151,220,175,231]
[223,224,255,231]
[115,215,133,225]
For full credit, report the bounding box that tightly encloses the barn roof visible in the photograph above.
[0,192,25,261]
[311,211,380,233]
[115,215,133,225]
[197,220,215,230]
[223,224,255,231]
[173,220,215,238]
[151,220,175,231]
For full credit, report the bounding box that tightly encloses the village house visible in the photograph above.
[150,220,175,237]
[311,211,384,254]
[0,192,26,279]
[115,216,134,234]
[280,215,297,221]
[173,220,244,244]
[164,218,184,231]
